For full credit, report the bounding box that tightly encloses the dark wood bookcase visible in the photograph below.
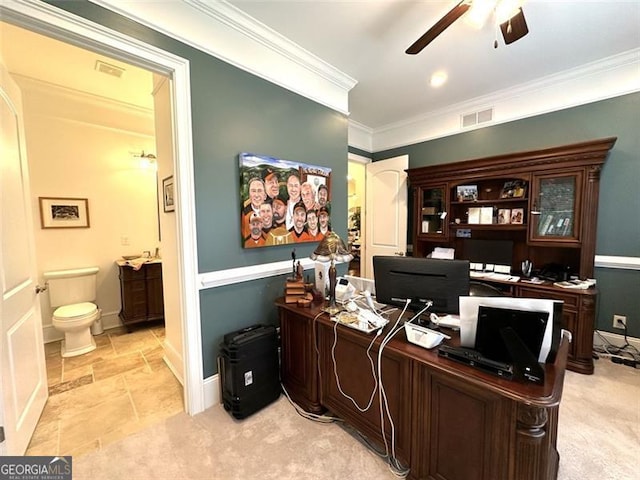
[406,137,617,374]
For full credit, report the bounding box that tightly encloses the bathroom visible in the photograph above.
[4,23,185,454]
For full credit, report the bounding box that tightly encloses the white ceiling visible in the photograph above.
[0,21,155,110]
[1,1,639,134]
[228,0,640,129]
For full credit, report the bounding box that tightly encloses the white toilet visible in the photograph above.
[44,266,101,357]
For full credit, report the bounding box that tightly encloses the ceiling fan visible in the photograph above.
[406,0,529,55]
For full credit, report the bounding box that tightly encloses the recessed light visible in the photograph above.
[430,71,447,88]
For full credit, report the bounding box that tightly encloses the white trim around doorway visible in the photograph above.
[1,0,204,415]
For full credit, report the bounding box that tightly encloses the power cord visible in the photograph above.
[330,319,381,412]
[593,328,640,368]
[376,298,413,478]
[281,383,342,423]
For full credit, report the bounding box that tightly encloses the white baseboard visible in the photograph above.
[43,310,122,343]
[204,374,220,410]
[594,330,640,350]
[43,324,64,344]
[162,339,184,385]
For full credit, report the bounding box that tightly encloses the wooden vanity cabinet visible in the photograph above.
[118,262,164,330]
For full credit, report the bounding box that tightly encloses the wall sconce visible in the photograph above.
[135,151,157,170]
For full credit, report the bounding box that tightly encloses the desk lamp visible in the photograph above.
[310,231,353,315]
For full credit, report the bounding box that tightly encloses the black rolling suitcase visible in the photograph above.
[219,324,281,419]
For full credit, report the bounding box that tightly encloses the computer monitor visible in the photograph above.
[475,305,549,364]
[373,256,470,314]
[459,296,563,364]
[462,239,513,266]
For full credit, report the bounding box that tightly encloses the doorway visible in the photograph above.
[3,5,202,454]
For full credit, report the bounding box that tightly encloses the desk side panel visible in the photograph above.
[411,366,513,480]
[319,323,412,465]
[278,307,323,414]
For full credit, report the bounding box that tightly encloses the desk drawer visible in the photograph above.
[517,286,579,310]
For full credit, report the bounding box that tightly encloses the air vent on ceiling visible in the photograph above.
[461,107,494,128]
[95,60,125,78]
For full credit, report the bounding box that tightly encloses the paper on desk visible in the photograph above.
[431,247,455,259]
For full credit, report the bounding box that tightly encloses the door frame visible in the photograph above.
[1,1,205,414]
[348,152,371,274]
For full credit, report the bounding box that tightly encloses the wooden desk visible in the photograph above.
[277,299,569,480]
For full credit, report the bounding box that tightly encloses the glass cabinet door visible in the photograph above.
[530,172,582,243]
[418,185,447,238]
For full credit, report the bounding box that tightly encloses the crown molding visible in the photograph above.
[185,0,356,92]
[12,74,155,134]
[89,0,356,114]
[13,74,153,116]
[348,120,374,154]
[364,49,640,152]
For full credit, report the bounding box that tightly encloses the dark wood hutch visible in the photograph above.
[406,137,617,374]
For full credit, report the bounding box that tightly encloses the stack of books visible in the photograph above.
[285,279,313,306]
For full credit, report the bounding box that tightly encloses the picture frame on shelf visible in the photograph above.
[39,197,89,229]
[468,207,481,224]
[479,206,493,224]
[498,208,511,224]
[456,185,478,202]
[510,208,524,224]
[162,176,175,212]
[500,180,527,199]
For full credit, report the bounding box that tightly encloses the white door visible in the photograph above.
[1,62,48,455]
[363,155,408,279]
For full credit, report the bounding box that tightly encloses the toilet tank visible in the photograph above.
[43,267,99,308]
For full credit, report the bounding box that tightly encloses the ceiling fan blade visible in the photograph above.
[500,7,529,45]
[406,1,471,55]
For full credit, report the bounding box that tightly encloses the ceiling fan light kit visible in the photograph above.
[406,0,529,55]
[500,8,529,44]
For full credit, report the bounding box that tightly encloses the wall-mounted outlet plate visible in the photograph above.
[613,315,627,329]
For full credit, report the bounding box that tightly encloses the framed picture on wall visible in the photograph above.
[239,152,332,248]
[39,197,90,229]
[162,176,175,212]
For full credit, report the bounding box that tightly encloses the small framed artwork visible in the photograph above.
[511,208,524,224]
[162,176,175,212]
[497,208,511,224]
[39,197,90,229]
[456,185,478,202]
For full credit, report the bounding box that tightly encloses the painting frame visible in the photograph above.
[239,152,332,248]
[39,197,90,229]
[162,175,175,212]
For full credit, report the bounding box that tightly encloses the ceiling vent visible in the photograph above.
[95,60,125,78]
[461,107,494,128]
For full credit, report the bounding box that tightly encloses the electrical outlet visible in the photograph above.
[612,315,627,329]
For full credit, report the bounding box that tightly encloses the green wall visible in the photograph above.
[373,93,640,338]
[48,1,348,377]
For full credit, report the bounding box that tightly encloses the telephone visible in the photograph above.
[538,263,571,282]
[335,277,356,303]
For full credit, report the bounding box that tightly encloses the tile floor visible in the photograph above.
[25,324,184,457]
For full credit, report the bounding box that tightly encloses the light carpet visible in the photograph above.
[74,358,639,480]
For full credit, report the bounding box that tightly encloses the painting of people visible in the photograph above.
[239,153,332,248]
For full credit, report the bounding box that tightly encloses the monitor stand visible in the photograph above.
[499,327,545,385]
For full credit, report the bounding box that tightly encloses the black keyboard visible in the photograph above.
[438,345,514,379]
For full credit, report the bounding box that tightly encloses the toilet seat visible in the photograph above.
[53,302,98,322]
